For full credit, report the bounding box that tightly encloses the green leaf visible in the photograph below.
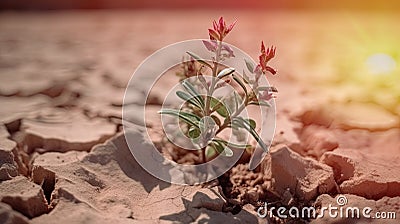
[179,111,201,122]
[217,67,235,79]
[232,74,247,95]
[176,90,191,100]
[211,140,233,157]
[232,117,269,153]
[186,51,212,68]
[223,146,233,157]
[182,80,204,107]
[158,109,200,128]
[210,97,229,117]
[213,141,224,154]
[197,74,208,91]
[188,126,200,139]
[244,118,256,129]
[227,142,251,149]
[244,58,255,73]
[206,145,217,158]
[176,91,202,109]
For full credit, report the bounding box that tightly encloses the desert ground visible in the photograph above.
[0,10,399,223]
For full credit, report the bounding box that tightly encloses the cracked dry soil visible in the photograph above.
[0,11,399,224]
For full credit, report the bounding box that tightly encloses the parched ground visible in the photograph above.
[0,10,399,223]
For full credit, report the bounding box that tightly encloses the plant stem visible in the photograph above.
[201,41,222,164]
[215,95,249,135]
[204,41,222,117]
[201,146,207,163]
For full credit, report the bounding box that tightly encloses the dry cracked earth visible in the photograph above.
[0,11,399,223]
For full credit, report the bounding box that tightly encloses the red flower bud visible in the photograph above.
[258,41,277,75]
[208,17,236,41]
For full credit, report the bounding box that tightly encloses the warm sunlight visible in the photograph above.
[365,53,396,75]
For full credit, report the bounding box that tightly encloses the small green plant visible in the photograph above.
[159,17,278,163]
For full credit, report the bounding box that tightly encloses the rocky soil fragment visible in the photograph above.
[0,125,25,180]
[31,151,87,204]
[0,202,30,224]
[222,164,273,205]
[189,187,226,212]
[0,125,10,138]
[30,132,185,222]
[29,130,261,223]
[263,146,337,202]
[321,148,400,200]
[17,108,115,153]
[160,186,260,224]
[0,176,48,218]
[0,138,18,181]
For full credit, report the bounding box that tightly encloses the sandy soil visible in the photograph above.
[0,10,399,223]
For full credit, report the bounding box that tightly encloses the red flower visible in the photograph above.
[258,41,277,75]
[208,17,236,41]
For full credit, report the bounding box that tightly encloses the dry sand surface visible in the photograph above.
[0,10,399,223]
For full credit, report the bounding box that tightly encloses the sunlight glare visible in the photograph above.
[365,53,396,75]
